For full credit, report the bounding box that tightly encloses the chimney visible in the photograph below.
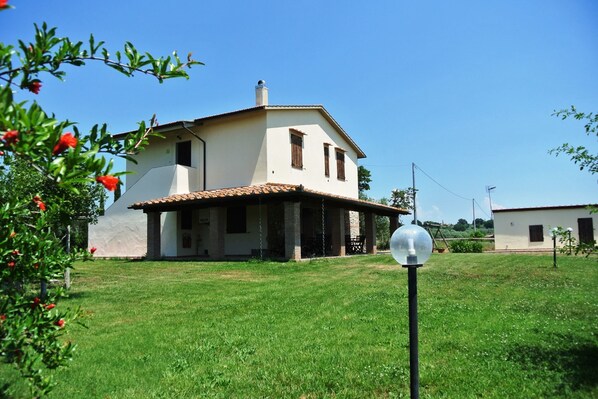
[255,80,268,106]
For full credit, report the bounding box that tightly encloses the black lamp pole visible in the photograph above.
[404,255,422,399]
[552,234,557,268]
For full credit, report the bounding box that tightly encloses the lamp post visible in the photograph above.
[566,227,573,255]
[548,227,558,268]
[486,186,496,220]
[390,225,433,399]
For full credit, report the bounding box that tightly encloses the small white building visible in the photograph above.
[89,82,407,260]
[494,204,597,251]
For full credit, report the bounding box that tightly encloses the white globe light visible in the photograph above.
[390,224,433,266]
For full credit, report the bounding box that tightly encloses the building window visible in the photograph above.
[336,149,345,180]
[578,218,594,244]
[529,225,544,242]
[181,209,192,230]
[227,206,247,234]
[176,141,192,167]
[324,144,330,177]
[291,133,303,169]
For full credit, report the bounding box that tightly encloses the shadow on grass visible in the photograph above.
[507,338,598,395]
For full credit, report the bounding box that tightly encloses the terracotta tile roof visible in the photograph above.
[129,183,408,215]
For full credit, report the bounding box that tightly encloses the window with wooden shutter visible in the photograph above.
[578,218,594,244]
[324,144,330,177]
[291,133,303,169]
[336,149,345,180]
[529,225,544,242]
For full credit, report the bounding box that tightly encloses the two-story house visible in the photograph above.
[88,82,407,260]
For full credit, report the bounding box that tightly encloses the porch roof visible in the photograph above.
[129,183,408,217]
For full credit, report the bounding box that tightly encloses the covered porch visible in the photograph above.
[130,183,408,261]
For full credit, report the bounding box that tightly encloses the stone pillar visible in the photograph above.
[365,212,377,255]
[284,201,301,260]
[389,215,399,236]
[146,211,162,260]
[331,207,346,256]
[209,207,226,260]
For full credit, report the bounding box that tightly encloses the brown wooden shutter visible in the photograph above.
[578,218,594,244]
[336,150,345,180]
[529,225,544,242]
[324,145,330,177]
[291,134,303,169]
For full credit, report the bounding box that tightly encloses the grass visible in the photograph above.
[2,253,597,398]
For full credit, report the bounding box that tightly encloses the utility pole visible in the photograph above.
[472,199,476,231]
[412,162,417,225]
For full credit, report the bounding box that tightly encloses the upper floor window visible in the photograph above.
[176,141,192,167]
[336,149,346,180]
[529,225,543,242]
[290,132,303,169]
[323,144,330,177]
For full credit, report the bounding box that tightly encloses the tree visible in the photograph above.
[550,106,598,175]
[453,218,469,231]
[390,187,416,211]
[0,6,200,396]
[358,165,372,197]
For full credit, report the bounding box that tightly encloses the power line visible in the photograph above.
[414,164,472,201]
[474,199,491,219]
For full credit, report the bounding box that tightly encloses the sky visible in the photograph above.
[2,0,597,224]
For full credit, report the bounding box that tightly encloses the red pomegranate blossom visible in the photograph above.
[7,261,15,268]
[55,319,65,328]
[52,132,78,155]
[2,130,19,145]
[28,80,42,94]
[90,247,97,254]
[0,314,6,321]
[96,175,119,191]
[45,303,56,310]
[31,297,41,309]
[33,195,46,211]
[0,1,8,9]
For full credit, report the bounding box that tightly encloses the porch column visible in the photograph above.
[365,212,377,254]
[209,207,225,260]
[146,211,161,260]
[331,207,346,256]
[284,201,301,260]
[389,215,399,236]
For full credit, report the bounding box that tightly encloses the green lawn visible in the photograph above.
[3,253,597,398]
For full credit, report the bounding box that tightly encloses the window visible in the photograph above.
[529,225,544,242]
[227,206,247,234]
[323,144,330,177]
[336,149,345,180]
[578,218,594,244]
[176,141,192,167]
[181,209,192,230]
[291,133,303,169]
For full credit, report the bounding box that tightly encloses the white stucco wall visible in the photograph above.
[494,206,597,250]
[265,109,359,199]
[89,165,199,257]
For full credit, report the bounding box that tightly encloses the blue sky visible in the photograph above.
[3,0,597,224]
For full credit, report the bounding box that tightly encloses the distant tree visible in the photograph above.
[358,165,372,196]
[473,218,485,227]
[483,219,494,229]
[453,218,469,231]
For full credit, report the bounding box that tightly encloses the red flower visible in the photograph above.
[0,314,6,321]
[90,247,97,254]
[11,250,19,256]
[0,0,8,9]
[31,297,40,309]
[45,303,55,310]
[0,151,4,156]
[2,130,19,145]
[52,132,78,155]
[9,231,16,238]
[96,175,119,191]
[55,319,65,328]
[33,195,46,211]
[7,261,15,268]
[28,81,42,94]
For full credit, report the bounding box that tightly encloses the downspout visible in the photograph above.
[181,122,207,191]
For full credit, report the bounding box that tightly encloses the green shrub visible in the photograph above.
[450,240,483,253]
